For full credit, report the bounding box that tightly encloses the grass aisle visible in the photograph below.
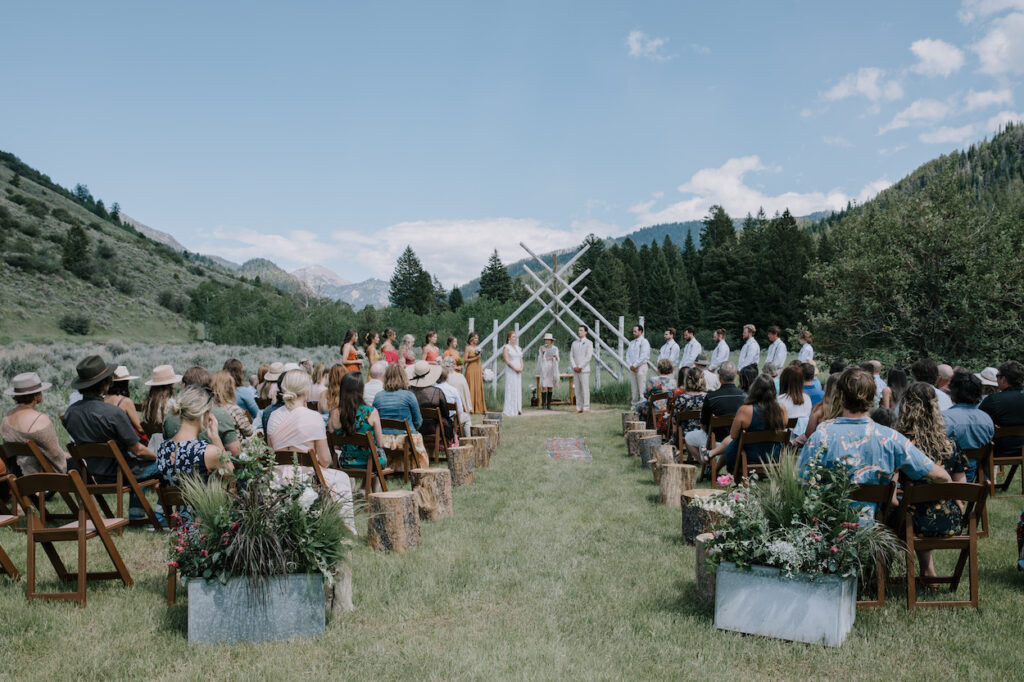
[3,409,1024,680]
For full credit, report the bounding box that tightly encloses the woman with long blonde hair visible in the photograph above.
[399,334,417,366]
[319,364,347,413]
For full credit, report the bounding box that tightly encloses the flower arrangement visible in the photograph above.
[696,450,901,578]
[167,439,355,597]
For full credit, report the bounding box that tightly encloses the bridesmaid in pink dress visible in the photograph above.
[381,327,400,364]
[399,334,417,366]
[422,331,440,364]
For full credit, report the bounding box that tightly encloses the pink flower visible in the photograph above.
[167,560,178,568]
[841,521,860,529]
[717,474,733,486]
[830,545,839,554]
[809,532,821,542]
[200,549,208,557]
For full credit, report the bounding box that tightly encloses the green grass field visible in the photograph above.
[2,408,1024,681]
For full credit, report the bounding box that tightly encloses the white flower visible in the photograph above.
[298,487,319,511]
[238,452,250,461]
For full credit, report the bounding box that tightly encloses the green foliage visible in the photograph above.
[157,289,189,313]
[61,225,96,280]
[58,313,92,335]
[699,204,735,251]
[50,207,82,227]
[479,249,515,303]
[389,245,433,313]
[7,191,48,218]
[448,286,464,311]
[94,242,116,261]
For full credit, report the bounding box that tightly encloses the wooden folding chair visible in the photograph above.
[645,392,670,429]
[962,444,993,538]
[1,442,79,522]
[786,417,799,430]
[850,481,896,608]
[273,450,329,491]
[894,482,987,609]
[327,433,393,497]
[990,426,1024,495]
[425,407,454,465]
[701,414,735,481]
[378,419,415,483]
[157,485,186,605]
[731,429,791,484]
[0,478,20,581]
[674,409,701,461]
[446,401,463,439]
[67,440,163,532]
[10,471,132,607]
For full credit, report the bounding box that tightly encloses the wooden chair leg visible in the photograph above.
[77,521,87,607]
[905,527,917,610]
[0,545,19,581]
[166,568,177,606]
[969,532,979,608]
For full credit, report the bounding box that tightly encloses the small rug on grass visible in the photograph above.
[546,437,592,461]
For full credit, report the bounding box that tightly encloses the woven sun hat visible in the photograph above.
[543,333,554,341]
[71,355,117,389]
[406,360,443,388]
[976,367,999,387]
[282,362,301,372]
[264,362,285,381]
[111,366,140,382]
[695,352,710,366]
[145,364,183,387]
[4,372,52,397]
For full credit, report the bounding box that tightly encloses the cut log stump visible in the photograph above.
[638,435,661,469]
[651,445,676,484]
[411,468,453,521]
[447,446,476,487]
[658,463,697,508]
[460,436,489,469]
[367,490,421,553]
[681,488,727,544]
[621,411,638,434]
[482,418,502,448]
[485,412,503,423]
[471,424,499,455]
[627,429,657,458]
[695,533,716,604]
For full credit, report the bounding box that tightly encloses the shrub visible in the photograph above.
[158,289,188,313]
[58,314,92,336]
[50,207,82,227]
[95,242,116,260]
[112,276,135,295]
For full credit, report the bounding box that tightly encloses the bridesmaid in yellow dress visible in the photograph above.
[442,336,461,371]
[422,331,440,364]
[463,332,487,414]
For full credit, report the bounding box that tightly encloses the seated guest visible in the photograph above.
[2,372,71,474]
[695,353,720,392]
[224,358,258,419]
[976,367,999,397]
[738,363,759,393]
[897,382,966,579]
[104,366,146,442]
[309,362,328,405]
[328,371,387,478]
[267,370,355,531]
[262,371,288,434]
[436,365,469,437]
[699,362,746,460]
[320,364,346,413]
[63,355,159,521]
[777,365,812,439]
[638,359,676,422]
[943,370,994,482]
[763,362,781,392]
[911,357,953,410]
[407,361,454,447]
[363,361,387,407]
[441,356,473,416]
[708,374,788,474]
[258,362,284,404]
[372,363,428,469]
[880,366,908,411]
[829,358,848,375]
[869,406,896,427]
[157,386,231,486]
[211,370,255,445]
[980,360,1024,469]
[162,367,241,456]
[799,367,949,522]
[141,364,182,449]
[936,364,953,395]
[797,373,841,447]
[675,367,708,461]
[802,362,824,405]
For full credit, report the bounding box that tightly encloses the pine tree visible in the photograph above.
[640,242,674,331]
[110,201,121,223]
[448,286,464,311]
[589,251,630,324]
[682,231,698,274]
[413,269,435,315]
[62,225,95,280]
[617,238,642,314]
[699,205,735,251]
[479,250,514,302]
[389,245,426,310]
[431,275,449,313]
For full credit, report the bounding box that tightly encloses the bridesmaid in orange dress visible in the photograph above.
[422,331,440,364]
[340,329,363,374]
[442,336,461,371]
[463,332,487,414]
[381,327,399,364]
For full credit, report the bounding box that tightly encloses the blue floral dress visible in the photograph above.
[156,439,211,487]
[334,405,387,468]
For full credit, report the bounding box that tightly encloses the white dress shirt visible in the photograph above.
[764,339,787,369]
[571,337,594,372]
[709,340,730,371]
[680,338,702,367]
[658,339,679,368]
[798,343,814,362]
[738,337,761,369]
[626,337,651,368]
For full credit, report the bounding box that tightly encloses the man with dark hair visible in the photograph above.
[980,360,1024,466]
[709,328,729,372]
[699,361,745,451]
[763,325,787,370]
[658,328,679,373]
[679,325,702,368]
[626,325,651,406]
[829,358,848,374]
[162,365,242,455]
[911,357,953,410]
[944,370,995,482]
[63,355,159,521]
[802,362,824,405]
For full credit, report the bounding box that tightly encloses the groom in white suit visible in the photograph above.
[570,324,594,413]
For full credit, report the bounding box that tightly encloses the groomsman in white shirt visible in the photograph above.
[709,328,730,372]
[763,325,787,371]
[570,325,594,413]
[679,326,702,368]
[737,324,761,370]
[626,324,651,405]
[658,328,679,374]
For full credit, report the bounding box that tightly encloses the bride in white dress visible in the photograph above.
[502,331,523,416]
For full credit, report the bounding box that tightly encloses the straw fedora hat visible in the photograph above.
[112,366,140,382]
[407,360,442,388]
[543,333,554,341]
[264,362,285,382]
[4,372,52,397]
[145,364,183,387]
[71,355,117,389]
[976,367,999,387]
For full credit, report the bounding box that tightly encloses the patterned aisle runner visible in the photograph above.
[546,437,592,461]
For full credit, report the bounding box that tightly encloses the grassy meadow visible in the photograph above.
[1,405,1024,680]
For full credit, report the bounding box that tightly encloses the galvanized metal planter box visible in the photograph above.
[714,562,856,647]
[188,574,325,644]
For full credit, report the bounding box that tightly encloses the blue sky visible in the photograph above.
[2,1,1021,286]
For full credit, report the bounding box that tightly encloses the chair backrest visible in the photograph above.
[256,397,272,410]
[675,409,701,424]
[1,440,56,473]
[67,440,130,481]
[708,414,734,430]
[12,471,95,524]
[738,429,791,447]
[895,482,988,536]
[850,481,896,520]
[273,449,328,490]
[328,432,388,489]
[306,401,321,413]
[994,425,1024,439]
[157,485,186,527]
[786,417,799,429]
[379,418,413,436]
[735,429,791,481]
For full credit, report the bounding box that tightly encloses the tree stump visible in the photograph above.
[461,436,489,469]
[695,533,716,604]
[658,463,697,508]
[447,446,476,486]
[651,445,676,485]
[482,418,502,448]
[639,435,663,469]
[627,429,657,458]
[681,489,727,544]
[367,490,421,553]
[410,468,453,521]
[625,420,645,436]
[329,549,354,616]
[485,412,503,423]
[621,411,638,434]
[471,424,499,455]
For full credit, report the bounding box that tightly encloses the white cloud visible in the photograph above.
[958,0,1024,23]
[965,88,1014,110]
[878,98,952,134]
[626,30,672,61]
[910,39,965,76]
[879,145,908,156]
[824,67,903,102]
[986,110,1024,130]
[973,12,1024,74]
[690,43,711,55]
[627,156,890,225]
[919,124,976,144]
[201,228,344,266]
[822,135,854,147]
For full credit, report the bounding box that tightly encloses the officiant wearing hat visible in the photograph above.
[537,332,560,410]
